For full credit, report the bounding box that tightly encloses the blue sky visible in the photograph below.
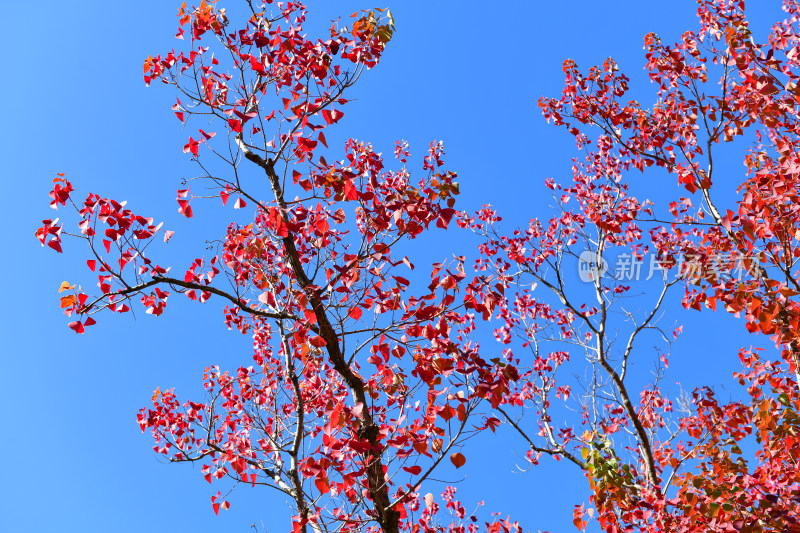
[1,1,785,532]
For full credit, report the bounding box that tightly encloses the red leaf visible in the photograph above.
[308,335,327,348]
[402,465,422,475]
[321,109,344,124]
[297,137,318,153]
[228,119,243,133]
[315,476,330,494]
[343,180,358,201]
[68,321,85,334]
[436,208,455,229]
[221,186,231,206]
[249,55,267,75]
[439,405,456,421]
[484,417,501,433]
[183,137,199,157]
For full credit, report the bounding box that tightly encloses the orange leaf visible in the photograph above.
[60,295,77,308]
[59,281,75,293]
[450,452,466,469]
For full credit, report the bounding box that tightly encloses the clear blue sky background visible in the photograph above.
[0,1,785,532]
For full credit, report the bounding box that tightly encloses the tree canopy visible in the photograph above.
[34,1,800,532]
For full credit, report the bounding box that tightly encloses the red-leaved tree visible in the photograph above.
[36,2,514,533]
[462,0,800,531]
[38,1,800,533]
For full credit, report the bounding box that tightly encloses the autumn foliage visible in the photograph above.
[37,1,800,532]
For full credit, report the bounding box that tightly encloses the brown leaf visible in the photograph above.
[450,452,466,469]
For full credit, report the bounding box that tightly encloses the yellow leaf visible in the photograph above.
[59,281,75,293]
